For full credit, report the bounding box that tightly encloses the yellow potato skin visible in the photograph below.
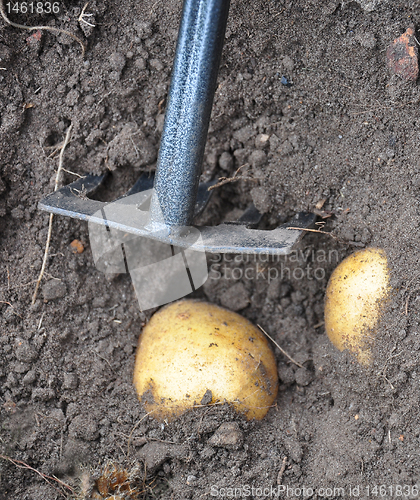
[324,247,390,365]
[133,300,278,421]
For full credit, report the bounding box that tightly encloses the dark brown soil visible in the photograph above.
[1,0,420,498]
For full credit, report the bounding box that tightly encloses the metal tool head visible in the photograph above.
[39,173,316,255]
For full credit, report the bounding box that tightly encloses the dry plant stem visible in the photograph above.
[0,0,85,55]
[277,456,288,485]
[31,124,73,305]
[0,454,74,498]
[257,324,304,368]
[207,164,253,191]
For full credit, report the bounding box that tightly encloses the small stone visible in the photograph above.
[386,27,419,81]
[137,442,171,471]
[233,125,254,144]
[70,239,84,254]
[134,57,146,70]
[200,389,213,405]
[250,150,267,168]
[280,76,293,87]
[220,283,250,311]
[233,148,248,165]
[22,370,37,386]
[42,280,67,301]
[255,134,270,149]
[218,151,233,171]
[208,422,243,449]
[186,475,197,485]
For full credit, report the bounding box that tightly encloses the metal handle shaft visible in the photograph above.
[150,0,230,229]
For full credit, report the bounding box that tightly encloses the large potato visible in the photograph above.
[324,247,391,365]
[133,300,278,420]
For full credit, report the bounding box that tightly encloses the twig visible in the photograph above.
[32,124,73,305]
[257,325,303,368]
[208,164,256,191]
[78,2,95,28]
[0,454,74,498]
[62,168,83,178]
[0,300,23,318]
[277,456,288,485]
[0,0,85,55]
[127,409,159,457]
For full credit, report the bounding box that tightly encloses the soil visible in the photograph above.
[1,0,420,498]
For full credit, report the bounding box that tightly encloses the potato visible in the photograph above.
[133,300,278,420]
[324,247,391,365]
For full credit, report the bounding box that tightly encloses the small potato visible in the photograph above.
[324,247,391,365]
[133,300,278,421]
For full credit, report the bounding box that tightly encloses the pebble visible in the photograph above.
[255,134,270,149]
[386,27,419,81]
[208,422,243,449]
[137,441,187,472]
[233,125,254,144]
[70,239,84,254]
[200,389,213,405]
[218,151,233,171]
[22,370,37,386]
[280,76,293,87]
[250,150,267,168]
[134,57,146,70]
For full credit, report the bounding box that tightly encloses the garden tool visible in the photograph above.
[39,0,316,256]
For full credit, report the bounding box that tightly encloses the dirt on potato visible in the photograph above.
[1,0,420,498]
